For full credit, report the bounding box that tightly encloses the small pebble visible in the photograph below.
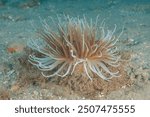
[10,85,20,92]
[33,90,39,96]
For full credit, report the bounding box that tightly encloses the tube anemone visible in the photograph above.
[28,16,123,80]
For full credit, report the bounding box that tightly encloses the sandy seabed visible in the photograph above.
[0,0,150,100]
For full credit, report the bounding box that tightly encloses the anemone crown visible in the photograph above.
[28,17,122,80]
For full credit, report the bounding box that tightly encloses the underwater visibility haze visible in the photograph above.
[0,0,150,99]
